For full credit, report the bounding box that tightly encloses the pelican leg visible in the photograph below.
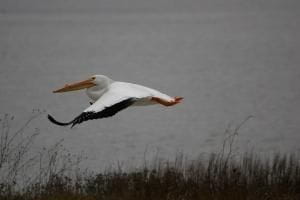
[151,97,183,106]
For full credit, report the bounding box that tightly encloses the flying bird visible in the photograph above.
[48,75,183,127]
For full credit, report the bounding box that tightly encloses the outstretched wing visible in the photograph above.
[48,82,152,127]
[70,97,136,127]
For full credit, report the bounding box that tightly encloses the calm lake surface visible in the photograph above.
[0,9,299,169]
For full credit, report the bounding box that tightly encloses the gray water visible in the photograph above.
[0,0,300,169]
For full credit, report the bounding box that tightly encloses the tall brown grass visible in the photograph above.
[0,113,299,200]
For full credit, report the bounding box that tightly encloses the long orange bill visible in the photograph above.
[53,78,96,93]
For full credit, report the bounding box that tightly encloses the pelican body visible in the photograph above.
[48,75,183,127]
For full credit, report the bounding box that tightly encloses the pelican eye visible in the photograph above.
[91,77,96,80]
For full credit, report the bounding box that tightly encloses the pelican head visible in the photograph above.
[53,74,113,93]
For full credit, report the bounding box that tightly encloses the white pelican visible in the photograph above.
[48,75,183,127]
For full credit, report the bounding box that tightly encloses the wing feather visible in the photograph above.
[48,82,153,127]
[70,98,136,127]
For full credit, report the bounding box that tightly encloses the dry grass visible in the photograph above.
[0,113,300,200]
[5,152,296,200]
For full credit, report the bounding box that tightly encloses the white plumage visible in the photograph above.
[48,75,183,127]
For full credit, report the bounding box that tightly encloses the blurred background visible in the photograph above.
[0,0,299,169]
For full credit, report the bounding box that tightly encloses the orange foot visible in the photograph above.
[174,96,184,103]
[151,96,184,106]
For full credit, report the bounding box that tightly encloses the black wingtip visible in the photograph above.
[48,98,136,128]
[48,114,73,126]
